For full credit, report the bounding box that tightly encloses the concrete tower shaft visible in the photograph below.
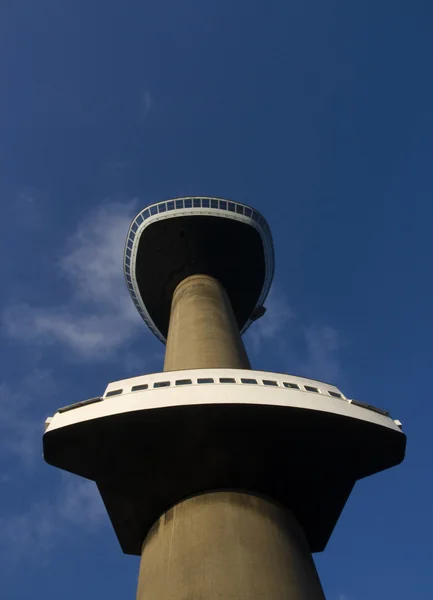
[138,269,325,600]
[137,493,326,600]
[164,274,250,371]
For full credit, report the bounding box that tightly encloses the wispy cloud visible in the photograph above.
[0,475,105,563]
[0,369,56,466]
[245,288,295,355]
[301,324,342,383]
[245,286,343,384]
[3,202,143,361]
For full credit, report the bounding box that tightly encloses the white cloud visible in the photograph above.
[0,476,105,562]
[3,202,143,360]
[245,286,343,384]
[245,287,295,353]
[0,370,56,465]
[301,324,342,383]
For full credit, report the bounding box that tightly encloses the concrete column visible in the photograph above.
[137,492,326,600]
[164,274,251,371]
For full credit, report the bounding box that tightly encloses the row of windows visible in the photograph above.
[105,378,344,399]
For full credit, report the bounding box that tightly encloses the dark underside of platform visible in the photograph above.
[43,404,406,555]
[135,216,266,338]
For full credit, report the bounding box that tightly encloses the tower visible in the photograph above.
[43,197,406,599]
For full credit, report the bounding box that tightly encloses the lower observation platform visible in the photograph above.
[43,369,406,555]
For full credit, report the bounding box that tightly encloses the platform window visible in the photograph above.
[193,198,201,207]
[184,198,192,208]
[210,199,218,209]
[126,248,131,258]
[127,240,133,250]
[135,215,144,225]
[219,377,236,383]
[197,377,214,384]
[106,389,122,397]
[262,379,279,387]
[244,207,252,218]
[158,203,167,213]
[228,202,236,212]
[328,391,343,399]
[283,382,300,389]
[142,209,150,220]
[175,379,192,386]
[241,378,258,384]
[131,222,138,233]
[131,384,148,392]
[175,199,184,209]
[236,205,244,215]
[305,385,319,393]
[167,201,175,210]
[202,199,210,207]
[154,381,170,388]
[125,256,131,267]
[219,200,227,210]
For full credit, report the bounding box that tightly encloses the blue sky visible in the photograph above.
[1,1,432,598]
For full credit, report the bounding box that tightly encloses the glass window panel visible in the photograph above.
[262,380,279,386]
[176,200,184,209]
[244,208,252,218]
[132,384,148,391]
[184,199,192,208]
[252,211,260,222]
[142,209,150,220]
[236,205,244,214]
[175,379,192,386]
[106,389,122,397]
[202,199,210,207]
[193,198,201,207]
[241,378,258,384]
[125,257,131,266]
[131,222,138,232]
[219,200,227,210]
[126,248,131,258]
[219,377,236,383]
[150,205,158,215]
[305,385,319,393]
[211,199,218,209]
[158,203,167,213]
[167,201,175,210]
[228,202,236,212]
[197,378,214,384]
[154,381,170,388]
[328,391,342,398]
[283,382,300,389]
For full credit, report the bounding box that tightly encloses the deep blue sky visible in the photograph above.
[1,1,432,598]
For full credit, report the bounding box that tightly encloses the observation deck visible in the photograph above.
[124,197,274,342]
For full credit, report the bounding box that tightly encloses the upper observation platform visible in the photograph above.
[124,198,274,343]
